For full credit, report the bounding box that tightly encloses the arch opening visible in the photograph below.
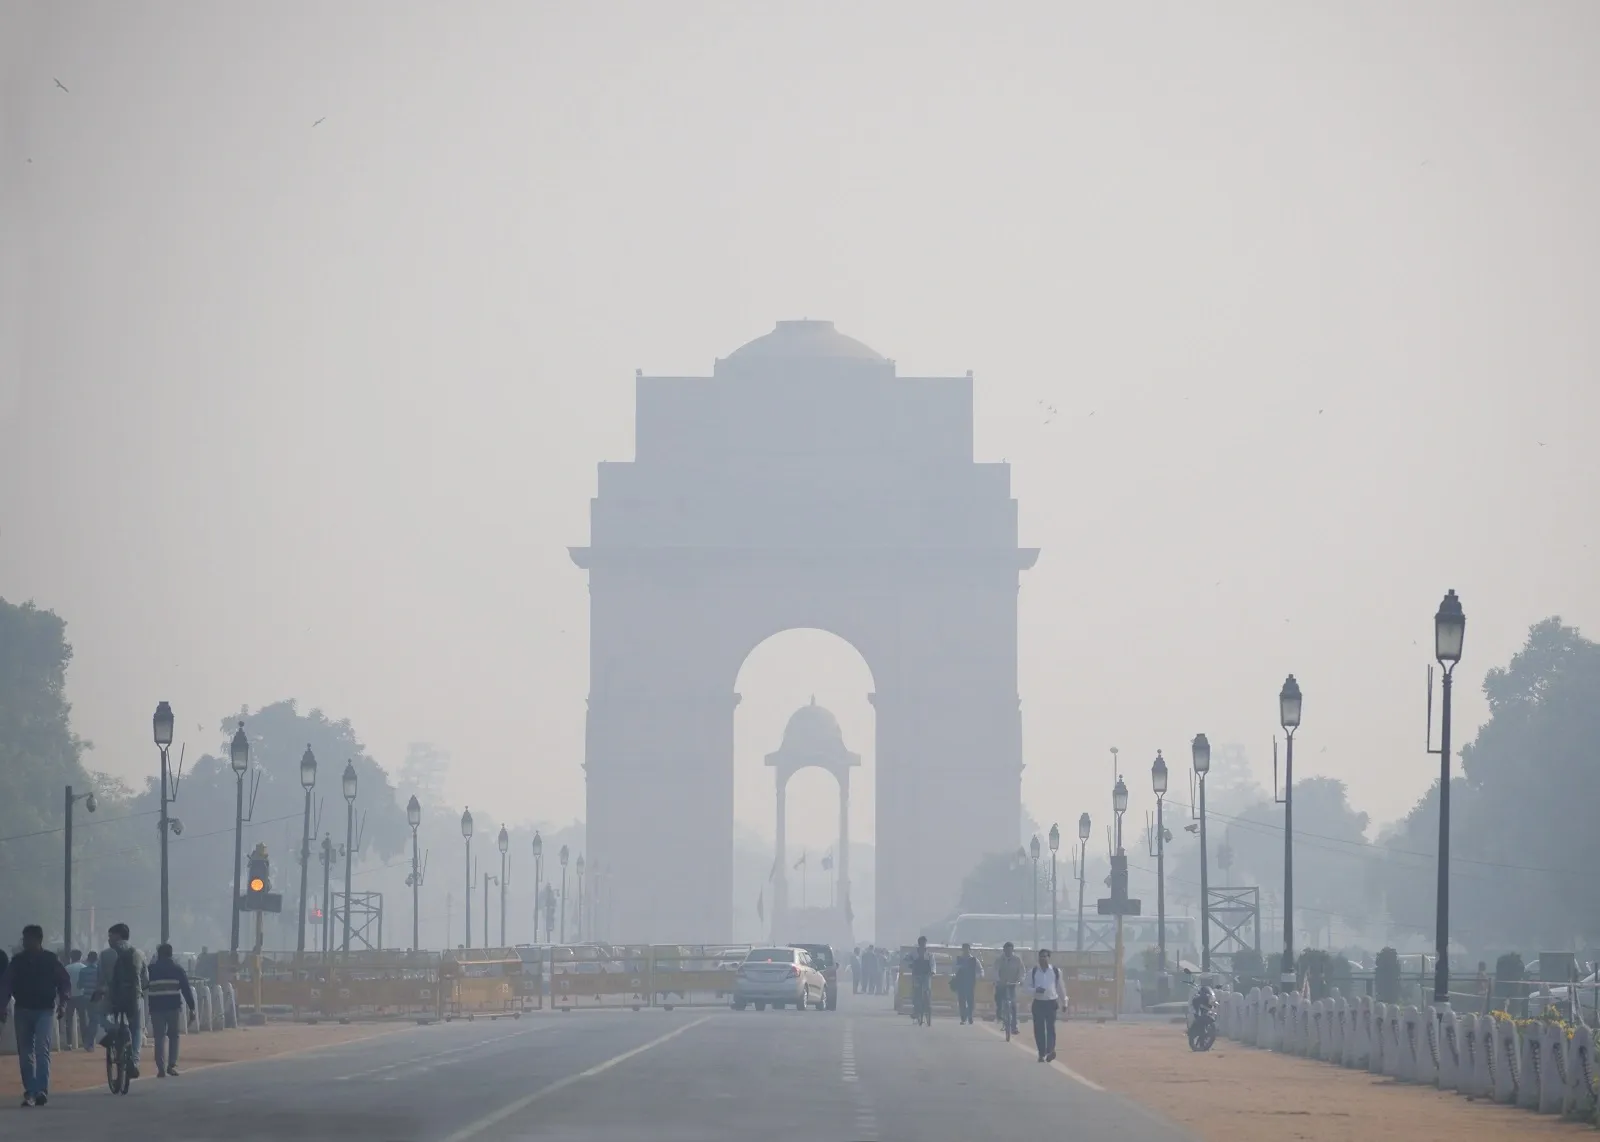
[732,628,876,946]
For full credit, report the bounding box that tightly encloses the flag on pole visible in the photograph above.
[821,849,834,872]
[756,889,764,922]
[793,850,807,871]
[768,856,778,882]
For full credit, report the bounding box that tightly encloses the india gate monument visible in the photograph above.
[571,320,1036,943]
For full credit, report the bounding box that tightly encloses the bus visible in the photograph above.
[946,913,1198,964]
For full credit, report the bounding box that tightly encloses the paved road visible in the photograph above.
[0,992,1192,1141]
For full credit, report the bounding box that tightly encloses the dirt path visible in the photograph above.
[1064,1020,1594,1142]
[1,1021,411,1097]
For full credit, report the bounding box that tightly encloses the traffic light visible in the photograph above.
[247,843,271,898]
[240,842,284,913]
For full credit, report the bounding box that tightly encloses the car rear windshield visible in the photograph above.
[793,946,834,967]
[746,948,796,963]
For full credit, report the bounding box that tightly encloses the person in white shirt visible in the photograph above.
[1027,948,1067,1062]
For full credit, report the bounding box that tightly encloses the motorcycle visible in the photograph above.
[1187,1000,1217,1052]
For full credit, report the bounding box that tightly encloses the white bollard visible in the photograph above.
[1538,1024,1566,1115]
[1494,1017,1520,1105]
[1517,1022,1541,1110]
[224,984,238,1029]
[1437,1007,1459,1091]
[211,986,225,1031]
[1568,1025,1597,1120]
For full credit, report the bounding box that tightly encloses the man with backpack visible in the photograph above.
[93,923,149,1079]
[1027,947,1068,1062]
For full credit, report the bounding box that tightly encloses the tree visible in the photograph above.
[398,742,450,806]
[1380,618,1600,952]
[0,598,139,945]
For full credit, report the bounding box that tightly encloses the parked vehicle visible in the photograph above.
[732,947,827,1012]
[788,943,839,1010]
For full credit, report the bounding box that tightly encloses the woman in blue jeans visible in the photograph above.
[0,924,73,1107]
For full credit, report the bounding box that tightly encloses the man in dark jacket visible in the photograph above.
[0,924,72,1107]
[146,943,197,1077]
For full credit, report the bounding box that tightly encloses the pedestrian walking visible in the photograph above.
[1027,948,1066,1063]
[952,943,983,1024]
[851,946,863,994]
[78,952,98,1050]
[147,943,197,1077]
[0,924,73,1106]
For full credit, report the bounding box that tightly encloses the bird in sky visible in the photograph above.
[54,78,69,92]
[313,117,326,127]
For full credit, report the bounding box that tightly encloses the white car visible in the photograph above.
[732,947,827,1011]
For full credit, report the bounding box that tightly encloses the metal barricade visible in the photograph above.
[1054,951,1118,1019]
[441,949,524,1021]
[649,944,750,1009]
[550,944,648,1011]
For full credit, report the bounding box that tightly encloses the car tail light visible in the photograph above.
[786,965,798,977]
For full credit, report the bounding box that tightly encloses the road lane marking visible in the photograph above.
[842,1021,878,1139]
[439,1015,715,1142]
[979,1021,1105,1090]
[335,1027,542,1081]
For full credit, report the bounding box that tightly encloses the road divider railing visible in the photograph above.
[1217,987,1598,1125]
[648,944,749,1009]
[441,949,532,1020]
[550,944,649,1011]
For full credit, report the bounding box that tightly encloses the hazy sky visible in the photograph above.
[4,1,1597,857]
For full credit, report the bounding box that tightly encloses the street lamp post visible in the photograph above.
[229,724,257,956]
[461,809,475,949]
[483,871,497,949]
[296,746,317,955]
[64,784,96,961]
[341,761,358,956]
[1112,777,1129,1016]
[559,845,570,943]
[153,701,176,944]
[1047,824,1060,953]
[1028,835,1040,950]
[1013,847,1027,943]
[498,826,509,947]
[543,883,556,944]
[407,796,422,951]
[1151,751,1168,998]
[1431,590,1466,1008]
[531,832,544,943]
[1192,734,1212,973]
[1278,675,1303,992]
[1075,813,1090,953]
[576,854,586,941]
[320,833,333,956]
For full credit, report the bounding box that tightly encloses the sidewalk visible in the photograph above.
[0,1022,409,1097]
[1064,1021,1594,1142]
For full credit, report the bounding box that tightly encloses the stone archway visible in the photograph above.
[766,699,858,945]
[572,319,1037,943]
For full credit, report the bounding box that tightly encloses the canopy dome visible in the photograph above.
[727,320,883,363]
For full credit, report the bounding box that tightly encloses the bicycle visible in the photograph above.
[104,1011,134,1095]
[996,985,1018,1042]
[911,978,933,1027]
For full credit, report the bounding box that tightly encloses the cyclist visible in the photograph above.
[905,937,935,1021]
[993,941,1023,1034]
[94,923,148,1080]
[952,942,983,1024]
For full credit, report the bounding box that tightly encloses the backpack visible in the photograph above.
[108,946,140,1013]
